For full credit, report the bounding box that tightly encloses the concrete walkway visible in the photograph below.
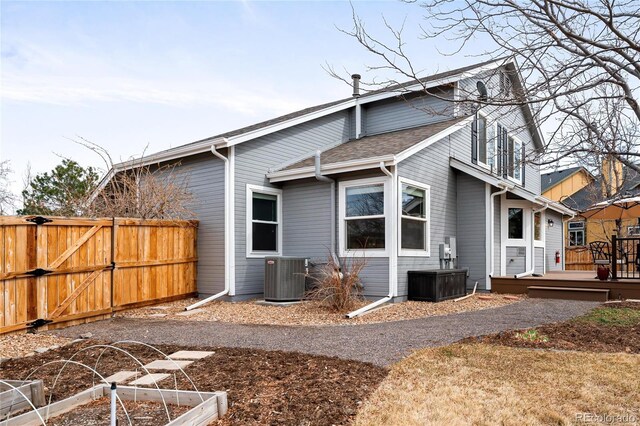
[50,299,598,366]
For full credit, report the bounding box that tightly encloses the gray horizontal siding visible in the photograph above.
[456,174,487,290]
[534,247,544,274]
[157,153,225,296]
[365,89,455,136]
[546,209,563,271]
[282,179,332,261]
[396,128,461,296]
[235,111,351,296]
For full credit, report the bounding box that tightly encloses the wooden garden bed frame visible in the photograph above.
[3,384,227,426]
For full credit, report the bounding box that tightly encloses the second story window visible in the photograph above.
[474,112,495,169]
[497,124,524,184]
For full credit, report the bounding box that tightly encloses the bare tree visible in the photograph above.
[335,0,640,173]
[0,160,17,215]
[75,138,196,220]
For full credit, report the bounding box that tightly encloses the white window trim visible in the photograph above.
[476,111,494,171]
[338,176,391,258]
[505,133,524,185]
[534,210,545,248]
[398,177,431,257]
[246,184,283,258]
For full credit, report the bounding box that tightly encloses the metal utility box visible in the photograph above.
[407,269,467,302]
[264,257,309,301]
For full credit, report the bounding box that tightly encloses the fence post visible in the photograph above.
[110,218,117,311]
[611,234,617,280]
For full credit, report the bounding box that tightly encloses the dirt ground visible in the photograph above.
[44,398,192,426]
[0,341,387,425]
[469,301,640,353]
[119,294,523,326]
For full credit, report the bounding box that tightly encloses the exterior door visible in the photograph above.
[501,197,531,276]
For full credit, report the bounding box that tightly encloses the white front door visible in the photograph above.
[501,197,532,276]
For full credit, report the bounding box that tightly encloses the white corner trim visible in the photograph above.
[338,176,392,258]
[485,183,492,290]
[228,146,236,295]
[397,177,431,257]
[395,116,474,163]
[245,184,283,258]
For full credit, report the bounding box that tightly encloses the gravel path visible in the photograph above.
[50,299,598,366]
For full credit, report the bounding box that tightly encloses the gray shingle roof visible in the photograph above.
[280,116,469,171]
[561,168,640,212]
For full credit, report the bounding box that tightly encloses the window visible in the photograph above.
[568,221,585,246]
[507,135,522,181]
[534,211,542,241]
[497,123,523,183]
[474,113,496,169]
[500,72,511,97]
[508,208,524,239]
[246,185,282,256]
[399,179,430,256]
[628,226,640,236]
[339,178,389,256]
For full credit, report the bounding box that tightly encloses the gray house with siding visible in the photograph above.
[106,58,574,303]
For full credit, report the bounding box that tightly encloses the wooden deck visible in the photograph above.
[492,270,640,300]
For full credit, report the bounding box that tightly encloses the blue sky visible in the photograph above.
[1,0,475,197]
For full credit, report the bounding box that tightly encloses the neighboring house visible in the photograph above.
[543,160,640,248]
[101,58,573,302]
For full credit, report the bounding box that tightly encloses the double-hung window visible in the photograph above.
[474,112,495,169]
[568,221,585,246]
[496,122,524,183]
[399,178,430,256]
[339,178,388,256]
[247,185,282,257]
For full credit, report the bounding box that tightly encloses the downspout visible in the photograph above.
[186,144,231,310]
[346,162,394,318]
[514,202,548,278]
[489,183,513,279]
[314,150,337,261]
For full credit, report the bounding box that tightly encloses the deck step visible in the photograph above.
[527,286,609,302]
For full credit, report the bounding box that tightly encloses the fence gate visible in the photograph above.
[0,217,113,333]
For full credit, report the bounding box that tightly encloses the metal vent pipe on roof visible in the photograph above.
[352,74,361,97]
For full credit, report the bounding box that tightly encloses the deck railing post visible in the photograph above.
[611,234,618,280]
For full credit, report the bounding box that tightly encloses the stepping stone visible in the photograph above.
[129,373,170,386]
[478,296,493,300]
[168,350,215,360]
[143,359,193,370]
[503,295,520,301]
[104,371,140,384]
[148,313,167,318]
[175,308,205,316]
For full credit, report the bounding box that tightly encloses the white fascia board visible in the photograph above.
[224,100,357,147]
[112,137,229,171]
[395,116,474,163]
[357,60,507,107]
[449,157,575,215]
[267,155,396,183]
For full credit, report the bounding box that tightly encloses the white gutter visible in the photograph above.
[514,202,548,279]
[489,183,513,279]
[347,162,395,318]
[314,150,337,260]
[186,144,232,310]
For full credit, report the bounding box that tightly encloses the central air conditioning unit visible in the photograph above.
[264,257,309,302]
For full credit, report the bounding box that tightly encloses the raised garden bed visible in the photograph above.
[4,384,227,426]
[1,341,387,425]
[1,379,46,419]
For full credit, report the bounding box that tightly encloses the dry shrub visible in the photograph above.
[306,254,365,312]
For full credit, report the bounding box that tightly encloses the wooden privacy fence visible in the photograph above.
[565,246,594,271]
[0,216,198,334]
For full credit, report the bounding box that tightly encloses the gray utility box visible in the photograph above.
[407,269,467,302]
[264,257,309,301]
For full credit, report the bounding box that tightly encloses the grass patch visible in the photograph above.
[515,329,549,343]
[573,307,640,327]
[354,343,640,426]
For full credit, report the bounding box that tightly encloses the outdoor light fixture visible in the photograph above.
[547,219,555,227]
